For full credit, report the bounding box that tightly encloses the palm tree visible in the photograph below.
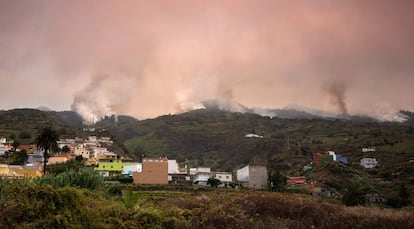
[36,127,59,175]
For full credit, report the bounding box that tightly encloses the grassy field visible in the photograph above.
[1,181,413,229]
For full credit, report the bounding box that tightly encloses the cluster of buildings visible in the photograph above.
[0,135,116,179]
[311,151,348,165]
[95,155,269,189]
[1,135,270,189]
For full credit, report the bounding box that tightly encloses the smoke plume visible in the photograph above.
[1,1,414,121]
[324,81,348,115]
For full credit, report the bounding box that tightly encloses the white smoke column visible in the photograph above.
[71,74,119,124]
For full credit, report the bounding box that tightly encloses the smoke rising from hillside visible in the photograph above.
[1,1,414,121]
[324,81,348,115]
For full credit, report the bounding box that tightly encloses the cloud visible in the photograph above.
[1,0,414,121]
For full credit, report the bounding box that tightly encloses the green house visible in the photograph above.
[320,155,334,164]
[95,159,136,176]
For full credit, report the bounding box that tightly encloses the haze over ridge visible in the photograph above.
[1,1,414,122]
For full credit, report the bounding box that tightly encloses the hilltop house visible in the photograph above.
[360,158,378,169]
[237,165,268,189]
[311,151,348,166]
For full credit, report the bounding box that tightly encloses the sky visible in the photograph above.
[1,0,414,121]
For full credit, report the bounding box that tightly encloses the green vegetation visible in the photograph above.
[0,180,413,228]
[34,169,104,190]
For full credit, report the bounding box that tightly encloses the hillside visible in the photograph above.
[94,108,414,202]
[0,109,82,144]
[97,109,414,168]
[1,108,413,202]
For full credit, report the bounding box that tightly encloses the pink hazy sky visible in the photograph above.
[1,0,414,120]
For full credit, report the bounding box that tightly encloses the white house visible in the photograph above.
[214,172,232,183]
[123,163,142,176]
[360,158,378,169]
[362,147,376,153]
[190,167,211,175]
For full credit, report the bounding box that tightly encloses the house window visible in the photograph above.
[111,165,113,168]
[102,166,105,168]
[226,176,229,179]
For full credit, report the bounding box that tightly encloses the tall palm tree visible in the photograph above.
[36,127,59,175]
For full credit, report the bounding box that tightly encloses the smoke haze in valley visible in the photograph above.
[1,0,414,122]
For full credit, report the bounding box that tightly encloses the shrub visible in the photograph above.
[35,169,103,190]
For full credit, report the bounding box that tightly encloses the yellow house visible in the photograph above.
[13,169,42,178]
[0,164,10,176]
[0,164,42,179]
[74,146,91,159]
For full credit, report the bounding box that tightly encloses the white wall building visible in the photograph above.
[237,165,268,189]
[214,172,232,183]
[362,148,376,153]
[360,158,378,169]
[123,163,142,176]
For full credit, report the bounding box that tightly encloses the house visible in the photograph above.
[123,163,142,176]
[95,157,137,177]
[214,172,232,184]
[0,138,12,156]
[190,167,211,175]
[74,146,91,159]
[365,193,386,204]
[287,176,307,186]
[9,165,42,178]
[0,164,41,179]
[312,151,348,165]
[191,167,232,186]
[362,147,376,153]
[168,160,190,183]
[47,156,69,165]
[132,157,169,184]
[27,151,45,164]
[360,158,378,169]
[0,164,10,175]
[17,144,36,154]
[336,155,348,164]
[237,165,268,189]
[0,144,11,156]
[193,171,212,186]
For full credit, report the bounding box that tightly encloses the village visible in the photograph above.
[0,134,383,203]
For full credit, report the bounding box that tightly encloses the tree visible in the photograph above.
[36,127,59,175]
[10,150,28,165]
[61,145,70,153]
[12,140,20,151]
[207,177,221,188]
[269,170,287,192]
[19,131,32,139]
[342,182,366,206]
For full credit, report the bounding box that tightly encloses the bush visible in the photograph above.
[35,169,103,190]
